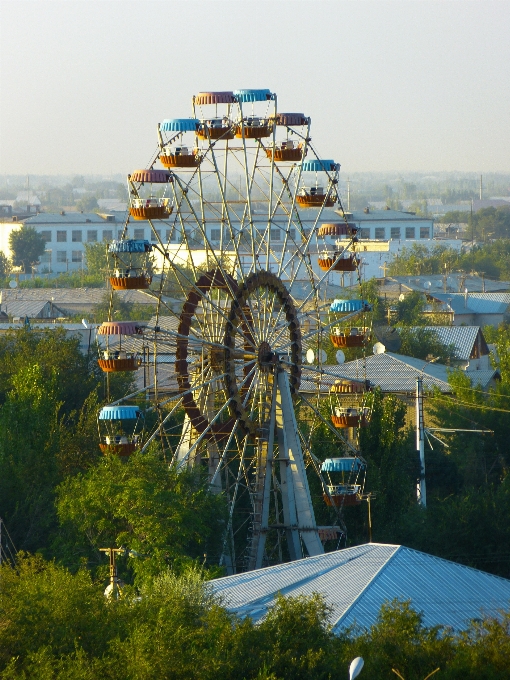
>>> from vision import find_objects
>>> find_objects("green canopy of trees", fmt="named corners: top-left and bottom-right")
top-left (8, 225), bottom-right (46, 273)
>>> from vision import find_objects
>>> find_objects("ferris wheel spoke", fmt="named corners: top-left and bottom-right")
top-left (299, 393), bottom-right (359, 455)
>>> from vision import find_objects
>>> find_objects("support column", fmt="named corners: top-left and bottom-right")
top-left (277, 370), bottom-right (324, 558)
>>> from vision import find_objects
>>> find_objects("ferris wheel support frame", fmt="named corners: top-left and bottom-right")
top-left (247, 367), bottom-right (324, 571)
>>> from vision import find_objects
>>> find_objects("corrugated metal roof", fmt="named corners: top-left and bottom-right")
top-left (0, 300), bottom-right (66, 318)
top-left (0, 288), bottom-right (158, 306)
top-left (300, 354), bottom-right (452, 394)
top-left (431, 293), bottom-right (510, 315)
top-left (212, 543), bottom-right (510, 631)
top-left (418, 326), bottom-right (481, 360)
top-left (392, 275), bottom-right (510, 294)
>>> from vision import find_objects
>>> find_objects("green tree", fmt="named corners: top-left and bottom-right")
top-left (56, 452), bottom-right (227, 579)
top-left (398, 327), bottom-right (457, 363)
top-left (0, 250), bottom-right (10, 277)
top-left (83, 241), bottom-right (109, 278)
top-left (8, 225), bottom-right (46, 273)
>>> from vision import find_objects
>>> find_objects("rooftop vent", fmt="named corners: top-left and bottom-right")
top-left (60, 210), bottom-right (66, 216)
top-left (364, 207), bottom-right (370, 214)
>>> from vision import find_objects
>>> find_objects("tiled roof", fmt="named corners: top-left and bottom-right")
top-left (212, 543), bottom-right (510, 631)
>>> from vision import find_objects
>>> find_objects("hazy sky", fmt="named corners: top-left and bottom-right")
top-left (1, 0), bottom-right (509, 176)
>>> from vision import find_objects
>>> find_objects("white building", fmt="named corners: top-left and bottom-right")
top-left (0, 207), bottom-right (461, 281)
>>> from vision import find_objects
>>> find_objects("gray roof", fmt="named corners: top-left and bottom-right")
top-left (301, 353), bottom-right (452, 393)
top-left (0, 287), bottom-right (158, 306)
top-left (0, 299), bottom-right (67, 318)
top-left (431, 293), bottom-right (510, 315)
top-left (212, 543), bottom-right (510, 631)
top-left (408, 326), bottom-right (485, 360)
top-left (392, 275), bottom-right (510, 294)
top-left (24, 212), bottom-right (113, 224)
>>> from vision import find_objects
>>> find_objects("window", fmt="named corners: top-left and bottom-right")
top-left (56, 230), bottom-right (67, 242)
top-left (166, 229), bottom-right (173, 242)
top-left (72, 230), bottom-right (82, 242)
top-left (57, 251), bottom-right (67, 263)
top-left (87, 230), bottom-right (98, 242)
top-left (405, 227), bottom-right (415, 239)
top-left (40, 250), bottom-right (51, 264)
top-left (288, 228), bottom-right (296, 241)
top-left (211, 229), bottom-right (221, 241)
top-left (134, 228), bottom-right (145, 240)
top-left (117, 230), bottom-right (124, 239)
top-left (420, 227), bottom-right (430, 239)
top-left (103, 230), bottom-right (113, 241)
top-left (151, 230), bottom-right (161, 242)
top-left (360, 228), bottom-right (370, 239)
top-left (391, 227), bottom-right (401, 240)
top-left (374, 227), bottom-right (385, 239)
top-left (40, 231), bottom-right (51, 242)
top-left (72, 251), bottom-right (83, 263)
top-left (270, 229), bottom-right (281, 241)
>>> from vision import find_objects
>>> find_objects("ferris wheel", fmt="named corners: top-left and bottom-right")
top-left (95, 89), bottom-right (374, 573)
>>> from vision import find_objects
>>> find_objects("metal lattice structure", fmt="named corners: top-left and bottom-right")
top-left (97, 89), bottom-right (372, 573)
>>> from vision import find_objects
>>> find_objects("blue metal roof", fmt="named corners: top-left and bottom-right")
top-left (159, 118), bottom-right (199, 132)
top-left (98, 406), bottom-right (142, 421)
top-left (234, 89), bottom-right (273, 102)
top-left (108, 239), bottom-right (152, 254)
top-left (212, 543), bottom-right (510, 631)
top-left (322, 457), bottom-right (365, 473)
top-left (301, 159), bottom-right (339, 172)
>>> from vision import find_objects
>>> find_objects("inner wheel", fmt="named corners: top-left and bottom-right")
top-left (224, 270), bottom-right (302, 435)
top-left (175, 268), bottom-right (253, 440)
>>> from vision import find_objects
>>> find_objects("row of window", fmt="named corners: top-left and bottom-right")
top-left (358, 227), bottom-right (430, 240)
top-left (40, 251), bottom-right (83, 264)
top-left (38, 226), bottom-right (431, 246)
top-left (209, 228), bottom-right (297, 242)
top-left (38, 229), bottom-right (179, 243)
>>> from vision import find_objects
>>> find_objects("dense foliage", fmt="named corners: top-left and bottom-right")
top-left (387, 239), bottom-right (510, 280)
top-left (1, 558), bottom-right (509, 679)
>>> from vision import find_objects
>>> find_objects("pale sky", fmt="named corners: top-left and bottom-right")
top-left (1, 0), bottom-right (509, 176)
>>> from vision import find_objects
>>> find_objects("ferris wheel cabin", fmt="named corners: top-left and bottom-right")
top-left (97, 321), bottom-right (141, 373)
top-left (321, 457), bottom-right (366, 507)
top-left (98, 406), bottom-right (144, 457)
top-left (128, 169), bottom-right (174, 220)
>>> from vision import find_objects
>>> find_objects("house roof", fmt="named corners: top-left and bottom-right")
top-left (24, 212), bottom-right (109, 224)
top-left (0, 300), bottom-right (67, 318)
top-left (430, 293), bottom-right (510, 315)
top-left (212, 543), bottom-right (510, 631)
top-left (391, 275), bottom-right (510, 294)
top-left (300, 353), bottom-right (452, 394)
top-left (0, 287), bottom-right (158, 306)
top-left (408, 326), bottom-right (488, 360)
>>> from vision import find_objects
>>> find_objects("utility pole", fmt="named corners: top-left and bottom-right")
top-left (347, 178), bottom-right (351, 211)
top-left (416, 377), bottom-right (426, 507)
